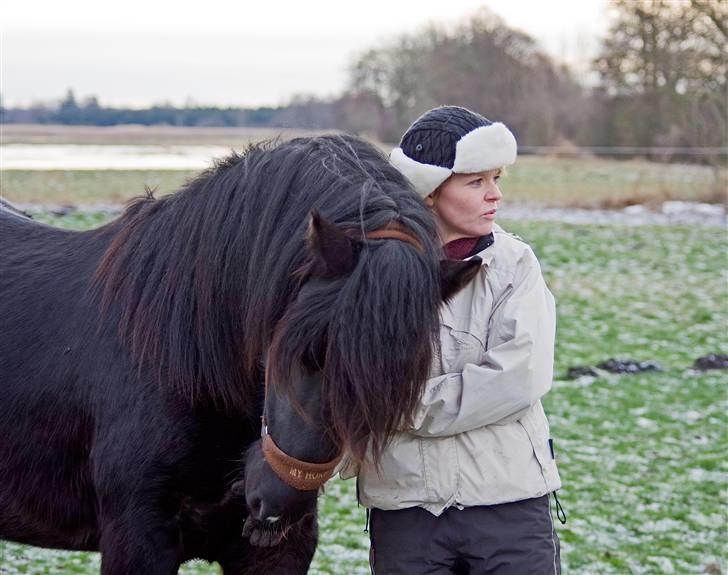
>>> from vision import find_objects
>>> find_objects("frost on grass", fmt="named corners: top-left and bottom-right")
top-left (310, 478), bottom-right (369, 574)
top-left (3, 216), bottom-right (726, 575)
top-left (512, 222), bottom-right (727, 575)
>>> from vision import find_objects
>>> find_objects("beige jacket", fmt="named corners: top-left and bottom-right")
top-left (343, 224), bottom-right (561, 515)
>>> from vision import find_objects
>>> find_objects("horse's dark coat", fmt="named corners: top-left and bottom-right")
top-left (0, 135), bottom-right (479, 573)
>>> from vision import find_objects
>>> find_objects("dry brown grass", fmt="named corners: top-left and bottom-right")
top-left (2, 126), bottom-right (725, 208)
top-left (1, 124), bottom-right (332, 146)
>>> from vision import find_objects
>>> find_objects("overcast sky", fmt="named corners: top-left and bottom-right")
top-left (1, 0), bottom-right (610, 108)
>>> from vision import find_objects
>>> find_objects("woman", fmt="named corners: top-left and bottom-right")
top-left (351, 106), bottom-right (563, 574)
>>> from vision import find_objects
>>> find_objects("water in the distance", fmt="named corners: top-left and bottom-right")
top-left (1, 144), bottom-right (233, 170)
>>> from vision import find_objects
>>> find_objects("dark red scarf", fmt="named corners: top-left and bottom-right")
top-left (443, 233), bottom-right (494, 260)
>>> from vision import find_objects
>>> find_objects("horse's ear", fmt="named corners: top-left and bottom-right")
top-left (440, 257), bottom-right (482, 302)
top-left (307, 211), bottom-right (361, 277)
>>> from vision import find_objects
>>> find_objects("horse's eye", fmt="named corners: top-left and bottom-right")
top-left (302, 339), bottom-right (326, 372)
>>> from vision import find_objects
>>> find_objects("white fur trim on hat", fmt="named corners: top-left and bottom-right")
top-left (389, 147), bottom-right (452, 198)
top-left (452, 122), bottom-right (517, 173)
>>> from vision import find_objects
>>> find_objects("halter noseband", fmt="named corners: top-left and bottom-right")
top-left (260, 378), bottom-right (342, 492)
top-left (260, 222), bottom-right (422, 492)
top-left (261, 427), bottom-right (342, 491)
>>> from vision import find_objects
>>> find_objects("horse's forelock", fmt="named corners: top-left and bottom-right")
top-left (268, 238), bottom-right (441, 465)
top-left (325, 243), bottom-right (440, 463)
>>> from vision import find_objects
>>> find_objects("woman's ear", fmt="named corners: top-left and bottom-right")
top-left (424, 194), bottom-right (435, 208)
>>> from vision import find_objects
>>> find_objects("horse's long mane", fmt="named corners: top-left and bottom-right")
top-left (94, 134), bottom-right (441, 460)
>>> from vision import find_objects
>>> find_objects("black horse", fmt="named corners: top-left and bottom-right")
top-left (0, 135), bottom-right (480, 574)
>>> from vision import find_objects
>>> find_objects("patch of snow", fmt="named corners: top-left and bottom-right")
top-left (499, 201), bottom-right (726, 228)
top-left (11, 200), bottom-right (727, 229)
top-left (688, 468), bottom-right (727, 483)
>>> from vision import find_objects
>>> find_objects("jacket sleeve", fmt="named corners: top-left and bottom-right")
top-left (409, 247), bottom-right (556, 438)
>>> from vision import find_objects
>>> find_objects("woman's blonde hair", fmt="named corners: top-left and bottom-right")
top-left (427, 167), bottom-right (507, 203)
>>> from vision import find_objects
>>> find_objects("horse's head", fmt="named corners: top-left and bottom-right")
top-left (243, 211), bottom-right (480, 544)
top-left (242, 368), bottom-right (335, 546)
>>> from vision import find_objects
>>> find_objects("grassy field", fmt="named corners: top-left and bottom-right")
top-left (1, 123), bottom-right (726, 208)
top-left (2, 154), bottom-right (726, 209)
top-left (0, 210), bottom-right (725, 574)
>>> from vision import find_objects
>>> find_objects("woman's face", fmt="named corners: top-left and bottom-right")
top-left (426, 168), bottom-right (503, 244)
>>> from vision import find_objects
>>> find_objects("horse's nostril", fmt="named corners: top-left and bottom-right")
top-left (248, 496), bottom-right (262, 519)
top-left (230, 479), bottom-right (245, 496)
top-left (257, 501), bottom-right (272, 521)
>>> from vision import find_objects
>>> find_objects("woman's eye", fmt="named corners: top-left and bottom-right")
top-left (494, 176), bottom-right (501, 182)
top-left (469, 179), bottom-right (482, 187)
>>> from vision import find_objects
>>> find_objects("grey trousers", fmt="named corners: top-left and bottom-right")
top-left (369, 495), bottom-right (561, 575)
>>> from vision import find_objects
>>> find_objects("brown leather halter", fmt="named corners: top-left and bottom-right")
top-left (260, 372), bottom-right (342, 492)
top-left (261, 430), bottom-right (342, 492)
top-left (260, 222), bottom-right (423, 491)
top-left (363, 222), bottom-right (424, 252)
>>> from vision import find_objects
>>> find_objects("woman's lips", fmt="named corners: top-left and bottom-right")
top-left (481, 209), bottom-right (497, 220)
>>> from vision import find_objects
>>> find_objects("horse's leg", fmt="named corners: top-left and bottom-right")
top-left (217, 513), bottom-right (318, 575)
top-left (95, 443), bottom-right (184, 575)
top-left (98, 508), bottom-right (182, 575)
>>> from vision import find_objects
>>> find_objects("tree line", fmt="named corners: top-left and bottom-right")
top-left (1, 0), bottom-right (725, 161)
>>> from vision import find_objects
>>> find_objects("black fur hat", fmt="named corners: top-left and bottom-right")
top-left (390, 106), bottom-right (517, 198)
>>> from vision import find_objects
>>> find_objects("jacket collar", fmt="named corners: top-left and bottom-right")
top-left (466, 223), bottom-right (502, 266)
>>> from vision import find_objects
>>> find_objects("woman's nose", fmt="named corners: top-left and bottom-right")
top-left (485, 183), bottom-right (502, 202)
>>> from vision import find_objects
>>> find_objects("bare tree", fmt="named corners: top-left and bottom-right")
top-left (343, 8), bottom-right (587, 145)
top-left (593, 0), bottom-right (727, 156)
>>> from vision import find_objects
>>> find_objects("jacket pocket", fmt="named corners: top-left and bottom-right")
top-left (357, 434), bottom-right (427, 509)
top-left (438, 318), bottom-right (485, 373)
top-left (518, 404), bottom-right (554, 473)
